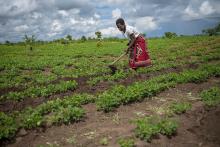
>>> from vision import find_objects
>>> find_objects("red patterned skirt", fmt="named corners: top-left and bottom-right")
top-left (129, 36), bottom-right (151, 69)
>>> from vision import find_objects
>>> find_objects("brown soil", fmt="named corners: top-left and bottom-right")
top-left (42, 67), bottom-right (52, 76)
top-left (2, 77), bottom-right (220, 147)
top-left (0, 87), bottom-right (23, 96)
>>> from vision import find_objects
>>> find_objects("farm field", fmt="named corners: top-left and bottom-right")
top-left (0, 36), bottom-right (220, 147)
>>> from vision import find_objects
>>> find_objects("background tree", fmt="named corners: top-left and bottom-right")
top-left (60, 38), bottom-right (68, 44)
top-left (202, 23), bottom-right (220, 36)
top-left (95, 31), bottom-right (102, 40)
top-left (23, 34), bottom-right (36, 50)
top-left (164, 32), bottom-right (177, 39)
top-left (95, 31), bottom-right (103, 47)
top-left (66, 34), bottom-right (73, 42)
top-left (5, 40), bottom-right (11, 45)
top-left (81, 36), bottom-right (87, 42)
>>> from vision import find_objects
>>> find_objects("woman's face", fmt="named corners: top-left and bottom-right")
top-left (117, 23), bottom-right (125, 32)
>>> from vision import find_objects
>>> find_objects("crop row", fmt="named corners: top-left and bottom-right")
top-left (0, 80), bottom-right (77, 101)
top-left (1, 36), bottom-right (218, 90)
top-left (1, 63), bottom-right (219, 140)
top-left (87, 40), bottom-right (220, 86)
top-left (96, 63), bottom-right (220, 112)
top-left (0, 94), bottom-right (95, 140)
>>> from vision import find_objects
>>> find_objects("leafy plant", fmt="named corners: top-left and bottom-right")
top-left (118, 138), bottom-right (135, 147)
top-left (46, 106), bottom-right (85, 124)
top-left (134, 116), bottom-right (178, 142)
top-left (100, 137), bottom-right (108, 146)
top-left (96, 63), bottom-right (220, 112)
top-left (158, 118), bottom-right (178, 136)
top-left (22, 111), bottom-right (43, 129)
top-left (168, 102), bottom-right (192, 115)
top-left (2, 80), bottom-right (78, 101)
top-left (134, 116), bottom-right (160, 142)
top-left (200, 87), bottom-right (220, 106)
top-left (0, 112), bottom-right (18, 139)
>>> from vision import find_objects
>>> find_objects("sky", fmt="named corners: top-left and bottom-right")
top-left (0, 0), bottom-right (220, 42)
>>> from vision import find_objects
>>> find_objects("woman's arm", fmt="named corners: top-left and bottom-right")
top-left (125, 33), bottom-right (136, 54)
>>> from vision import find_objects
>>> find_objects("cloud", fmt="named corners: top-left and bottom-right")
top-left (51, 20), bottom-right (63, 32)
top-left (94, 13), bottom-right (101, 19)
top-left (112, 8), bottom-right (121, 19)
top-left (58, 10), bottom-right (69, 17)
top-left (106, 0), bottom-right (127, 5)
top-left (14, 24), bottom-right (29, 32)
top-left (0, 0), bottom-right (38, 18)
top-left (134, 16), bottom-right (158, 32)
top-left (100, 27), bottom-right (121, 37)
top-left (199, 1), bottom-right (215, 15)
top-left (183, 0), bottom-right (217, 20)
top-left (184, 6), bottom-right (200, 19)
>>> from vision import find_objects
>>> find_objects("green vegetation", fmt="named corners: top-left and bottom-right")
top-left (1, 80), bottom-right (78, 101)
top-left (118, 138), bottom-right (135, 147)
top-left (23, 34), bottom-right (36, 51)
top-left (168, 102), bottom-right (192, 115)
top-left (164, 32), bottom-right (177, 38)
top-left (200, 87), bottom-right (220, 106)
top-left (100, 137), bottom-right (108, 146)
top-left (202, 22), bottom-right (220, 36)
top-left (0, 94), bottom-right (94, 139)
top-left (87, 36), bottom-right (220, 85)
top-left (0, 36), bottom-right (219, 142)
top-left (134, 116), bottom-right (177, 142)
top-left (0, 112), bottom-right (17, 139)
top-left (96, 63), bottom-right (220, 112)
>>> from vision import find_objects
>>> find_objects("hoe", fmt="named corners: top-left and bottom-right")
top-left (108, 52), bottom-right (127, 74)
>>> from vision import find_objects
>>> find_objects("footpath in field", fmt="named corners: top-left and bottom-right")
top-left (6, 77), bottom-right (220, 147)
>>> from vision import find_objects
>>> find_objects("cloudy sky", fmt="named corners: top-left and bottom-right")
top-left (0, 0), bottom-right (220, 42)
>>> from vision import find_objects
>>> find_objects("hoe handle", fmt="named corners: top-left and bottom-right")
top-left (110, 52), bottom-right (127, 65)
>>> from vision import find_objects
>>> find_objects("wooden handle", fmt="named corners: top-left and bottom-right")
top-left (110, 52), bottom-right (127, 65)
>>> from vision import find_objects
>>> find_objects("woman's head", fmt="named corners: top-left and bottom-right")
top-left (116, 18), bottom-right (125, 32)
